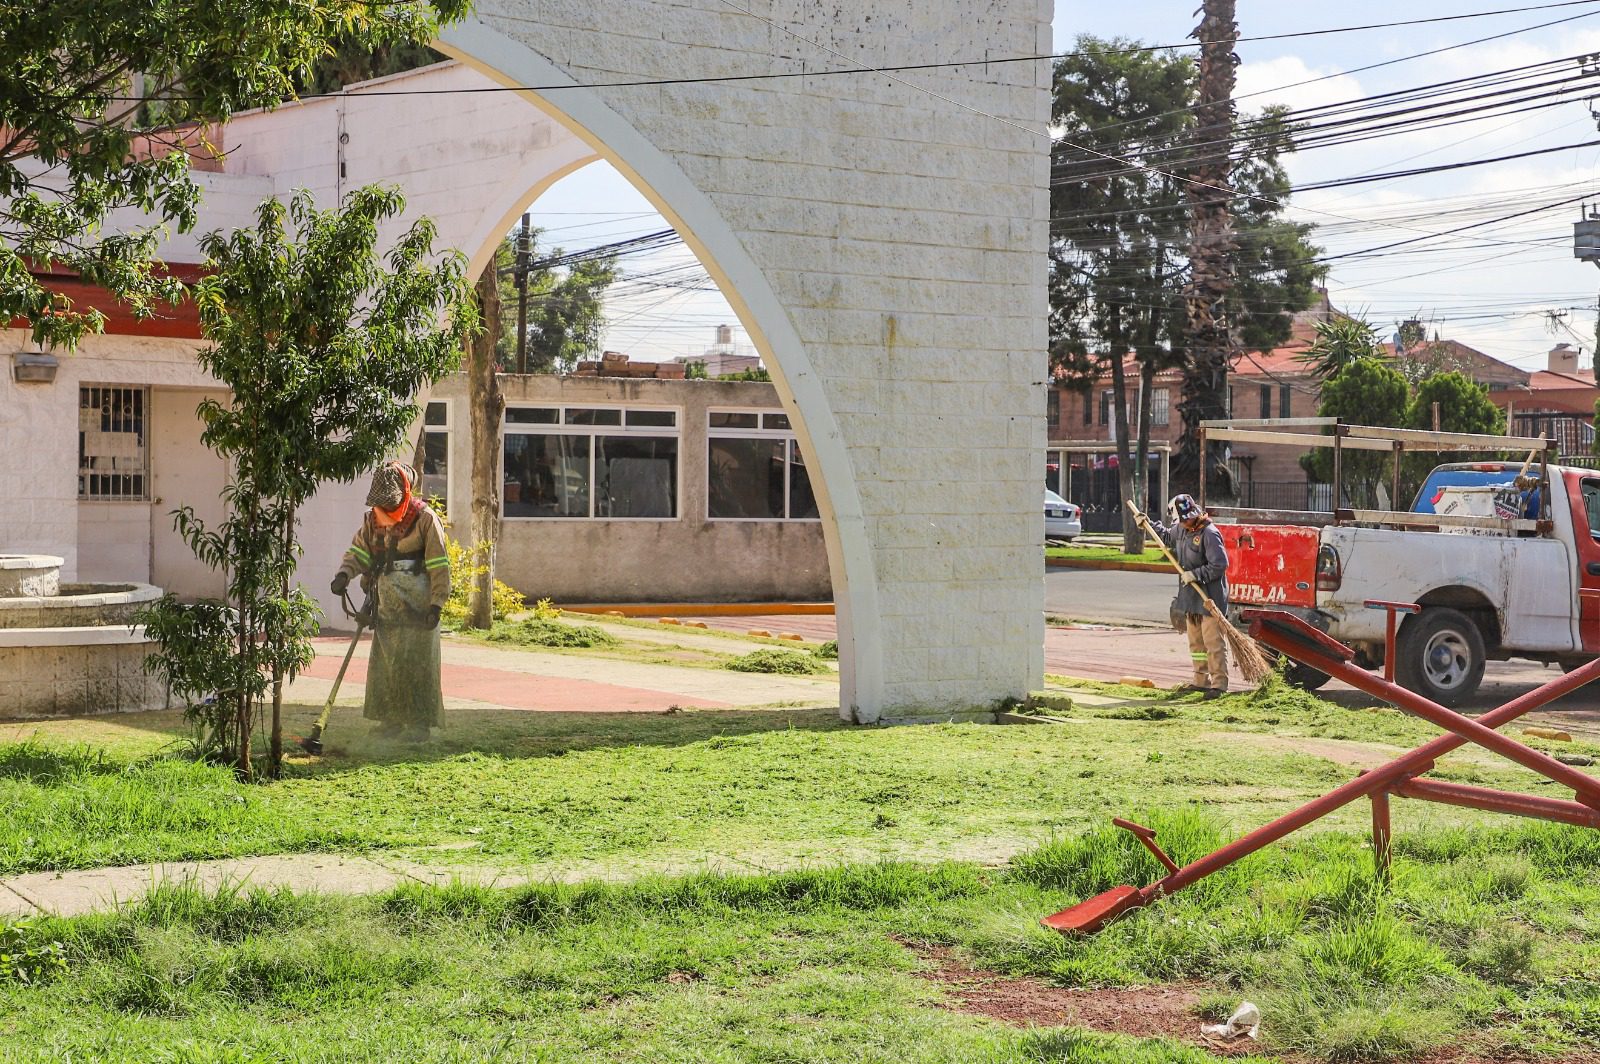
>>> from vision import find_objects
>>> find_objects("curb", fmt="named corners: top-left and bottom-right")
top-left (1046, 556), bottom-right (1170, 574)
top-left (561, 602), bottom-right (835, 617)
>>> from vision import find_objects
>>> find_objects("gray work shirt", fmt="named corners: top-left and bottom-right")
top-left (1153, 518), bottom-right (1229, 615)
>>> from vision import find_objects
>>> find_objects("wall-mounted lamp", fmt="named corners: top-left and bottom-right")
top-left (11, 350), bottom-right (59, 384)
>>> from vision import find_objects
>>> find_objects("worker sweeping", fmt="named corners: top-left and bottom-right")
top-left (331, 460), bottom-right (451, 742)
top-left (1149, 493), bottom-right (1232, 697)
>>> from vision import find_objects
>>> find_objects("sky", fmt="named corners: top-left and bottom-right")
top-left (526, 1), bottom-right (1600, 371)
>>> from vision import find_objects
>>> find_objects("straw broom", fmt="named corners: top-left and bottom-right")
top-left (1124, 500), bottom-right (1273, 686)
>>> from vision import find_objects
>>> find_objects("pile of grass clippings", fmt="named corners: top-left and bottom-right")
top-left (484, 618), bottom-right (618, 649)
top-left (724, 648), bottom-right (831, 675)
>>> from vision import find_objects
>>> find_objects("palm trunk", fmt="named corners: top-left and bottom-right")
top-left (1174, 0), bottom-right (1239, 498)
top-left (467, 260), bottom-right (504, 630)
top-left (1107, 307), bottom-right (1141, 555)
top-left (1135, 359), bottom-right (1156, 516)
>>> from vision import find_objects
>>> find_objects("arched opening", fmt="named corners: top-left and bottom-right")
top-left (435, 21), bottom-right (885, 722)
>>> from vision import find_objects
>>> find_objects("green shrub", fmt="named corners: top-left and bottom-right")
top-left (814, 640), bottom-right (839, 660)
top-left (724, 649), bottom-right (830, 675)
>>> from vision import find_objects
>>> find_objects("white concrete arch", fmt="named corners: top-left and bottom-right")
top-left (435, 18), bottom-right (887, 720)
top-left (435, 1), bottom-right (1053, 723)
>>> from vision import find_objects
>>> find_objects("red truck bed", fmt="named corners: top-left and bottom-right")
top-left (1218, 525), bottom-right (1320, 609)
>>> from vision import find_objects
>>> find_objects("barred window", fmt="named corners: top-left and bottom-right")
top-left (78, 385), bottom-right (149, 500)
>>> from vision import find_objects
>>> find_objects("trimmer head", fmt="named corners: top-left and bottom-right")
top-left (1041, 885), bottom-right (1145, 934)
top-left (296, 728), bottom-right (325, 756)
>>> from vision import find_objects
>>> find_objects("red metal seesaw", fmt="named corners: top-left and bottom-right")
top-left (1042, 608), bottom-right (1600, 934)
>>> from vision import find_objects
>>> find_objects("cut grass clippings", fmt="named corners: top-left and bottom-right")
top-left (3, 815), bottom-right (1598, 1062)
top-left (724, 648), bottom-right (831, 675)
top-left (483, 616), bottom-right (619, 649)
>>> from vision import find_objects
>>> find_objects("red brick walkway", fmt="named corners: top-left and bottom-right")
top-left (675, 615), bottom-right (1208, 687)
top-left (301, 646), bottom-right (730, 713)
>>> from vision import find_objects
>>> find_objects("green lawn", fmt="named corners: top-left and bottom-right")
top-left (1045, 544), bottom-right (1168, 565)
top-left (3, 676), bottom-right (1600, 1060)
top-left (6, 680), bottom-right (1588, 878)
top-left (2, 816), bottom-right (1596, 1062)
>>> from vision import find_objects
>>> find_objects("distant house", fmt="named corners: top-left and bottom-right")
top-left (1046, 295), bottom-right (1572, 512)
top-left (1488, 344), bottom-right (1599, 459)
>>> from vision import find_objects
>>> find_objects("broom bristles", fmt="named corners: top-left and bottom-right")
top-left (1204, 598), bottom-right (1273, 686)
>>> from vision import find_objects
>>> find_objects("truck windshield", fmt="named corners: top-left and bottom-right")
top-left (1412, 465), bottom-right (1526, 514)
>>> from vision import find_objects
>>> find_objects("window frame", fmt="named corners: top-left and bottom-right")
top-left (501, 402), bottom-right (683, 521)
top-left (78, 384), bottom-right (151, 502)
top-left (705, 407), bottom-right (821, 522)
top-left (420, 399), bottom-right (452, 509)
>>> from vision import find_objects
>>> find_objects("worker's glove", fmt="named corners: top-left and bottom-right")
top-left (330, 572), bottom-right (350, 596)
top-left (426, 605), bottom-right (442, 630)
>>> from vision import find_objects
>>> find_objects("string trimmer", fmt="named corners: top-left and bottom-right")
top-left (297, 588), bottom-right (372, 756)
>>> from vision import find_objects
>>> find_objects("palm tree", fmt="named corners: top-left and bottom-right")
top-left (1174, 0), bottom-right (1239, 496)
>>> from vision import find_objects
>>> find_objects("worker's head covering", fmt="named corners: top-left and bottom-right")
top-left (1169, 493), bottom-right (1203, 525)
top-left (366, 460), bottom-right (416, 515)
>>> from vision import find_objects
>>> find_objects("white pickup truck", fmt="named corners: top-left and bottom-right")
top-left (1216, 461), bottom-right (1600, 706)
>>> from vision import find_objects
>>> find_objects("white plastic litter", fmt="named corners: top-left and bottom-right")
top-left (1200, 1000), bottom-right (1261, 1041)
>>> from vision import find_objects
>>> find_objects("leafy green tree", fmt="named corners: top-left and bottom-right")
top-left (1295, 317), bottom-right (1383, 381)
top-left (0, 0), bottom-right (468, 350)
top-left (494, 233), bottom-right (619, 373)
top-left (299, 37), bottom-right (443, 96)
top-left (1051, 37), bottom-right (1321, 549)
top-left (1300, 358), bottom-right (1409, 502)
top-left (1405, 371), bottom-right (1507, 486)
top-left (139, 187), bottom-right (478, 780)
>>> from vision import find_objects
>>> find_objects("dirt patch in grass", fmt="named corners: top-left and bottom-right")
top-left (1199, 730), bottom-right (1402, 769)
top-left (903, 941), bottom-right (1250, 1049)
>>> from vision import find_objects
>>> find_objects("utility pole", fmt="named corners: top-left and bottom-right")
top-left (514, 212), bottom-right (531, 374)
top-left (1174, 0), bottom-right (1240, 497)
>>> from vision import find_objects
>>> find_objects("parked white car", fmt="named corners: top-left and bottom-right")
top-left (1045, 489), bottom-right (1082, 541)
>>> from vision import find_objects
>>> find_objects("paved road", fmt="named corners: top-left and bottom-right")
top-left (1045, 568), bottom-right (1171, 625)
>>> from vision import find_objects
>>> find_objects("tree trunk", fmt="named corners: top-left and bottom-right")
top-left (467, 259), bottom-right (504, 630)
top-left (1107, 308), bottom-right (1141, 555)
top-left (1173, 0), bottom-right (1239, 499)
top-left (1135, 359), bottom-right (1156, 517)
top-left (268, 507), bottom-right (295, 780)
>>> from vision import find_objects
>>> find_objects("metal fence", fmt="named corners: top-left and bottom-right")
top-left (1512, 412), bottom-right (1595, 461)
top-left (1047, 450), bottom-right (1167, 533)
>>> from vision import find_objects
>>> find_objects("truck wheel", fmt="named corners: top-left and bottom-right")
top-left (1284, 661), bottom-right (1330, 692)
top-left (1395, 607), bottom-right (1485, 707)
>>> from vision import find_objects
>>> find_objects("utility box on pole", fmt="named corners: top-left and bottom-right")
top-left (1574, 210), bottom-right (1600, 264)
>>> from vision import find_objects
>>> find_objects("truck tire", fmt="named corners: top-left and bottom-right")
top-left (1284, 661), bottom-right (1331, 692)
top-left (1395, 607), bottom-right (1485, 707)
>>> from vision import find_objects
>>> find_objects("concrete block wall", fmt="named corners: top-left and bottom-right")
top-left (442, 0), bottom-right (1052, 718)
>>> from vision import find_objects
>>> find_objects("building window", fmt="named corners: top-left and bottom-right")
top-left (707, 410), bottom-right (819, 520)
top-left (1099, 389), bottom-right (1113, 427)
top-left (1151, 388), bottom-right (1170, 427)
top-left (420, 400), bottom-right (449, 506)
top-left (1279, 384), bottom-right (1293, 419)
top-left (1258, 384), bottom-right (1272, 419)
top-left (1047, 389), bottom-right (1060, 432)
top-left (502, 405), bottom-right (679, 519)
top-left (78, 385), bottom-right (149, 500)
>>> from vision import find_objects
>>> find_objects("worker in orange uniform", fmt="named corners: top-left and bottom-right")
top-left (331, 460), bottom-right (451, 742)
